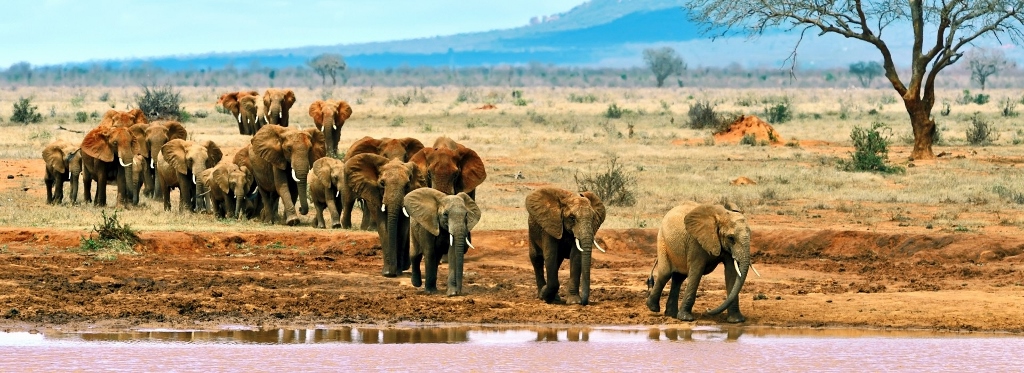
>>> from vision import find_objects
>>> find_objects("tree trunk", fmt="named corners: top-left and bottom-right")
top-left (905, 98), bottom-right (936, 160)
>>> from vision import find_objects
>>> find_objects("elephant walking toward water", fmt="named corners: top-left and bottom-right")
top-left (405, 188), bottom-right (481, 296)
top-left (341, 136), bottom-right (424, 230)
top-left (526, 187), bottom-right (606, 305)
top-left (646, 202), bottom-right (752, 323)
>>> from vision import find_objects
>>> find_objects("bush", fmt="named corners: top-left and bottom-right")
top-left (574, 155), bottom-right (637, 207)
top-left (135, 85), bottom-right (182, 120)
top-left (78, 211), bottom-right (141, 259)
top-left (957, 89), bottom-right (990, 105)
top-left (456, 88), bottom-right (479, 103)
top-left (686, 100), bottom-right (724, 129)
top-left (1001, 98), bottom-right (1017, 117)
top-left (75, 111), bottom-right (89, 123)
top-left (763, 101), bottom-right (792, 124)
top-left (385, 88), bottom-right (431, 106)
top-left (99, 92), bottom-right (111, 102)
top-left (567, 93), bottom-right (598, 103)
top-left (10, 97), bottom-right (43, 124)
top-left (844, 122), bottom-right (903, 174)
top-left (605, 103), bottom-right (632, 119)
top-left (966, 113), bottom-right (996, 145)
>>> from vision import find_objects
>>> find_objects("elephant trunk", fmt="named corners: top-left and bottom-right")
top-left (268, 104), bottom-right (282, 125)
top-left (581, 247), bottom-right (592, 305)
top-left (235, 194), bottom-right (246, 220)
top-left (70, 171), bottom-right (80, 204)
top-left (706, 236), bottom-right (751, 316)
top-left (323, 117), bottom-right (337, 157)
top-left (447, 229), bottom-right (468, 296)
top-left (382, 206), bottom-right (400, 277)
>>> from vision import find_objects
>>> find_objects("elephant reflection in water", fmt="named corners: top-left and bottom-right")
top-left (566, 327), bottom-right (589, 342)
top-left (382, 327), bottom-right (469, 344)
top-left (535, 327), bottom-right (559, 342)
top-left (648, 327), bottom-right (743, 341)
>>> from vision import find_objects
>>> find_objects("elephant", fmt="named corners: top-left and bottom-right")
top-left (248, 125), bottom-right (326, 225)
top-left (239, 94), bottom-right (268, 135)
top-left (308, 157), bottom-right (346, 229)
top-left (263, 89), bottom-right (296, 127)
top-left (341, 136), bottom-right (424, 230)
top-left (308, 100), bottom-right (352, 158)
top-left (344, 153), bottom-right (423, 277)
top-left (99, 108), bottom-right (148, 128)
top-left (646, 202), bottom-right (752, 323)
top-left (128, 121), bottom-right (187, 202)
top-left (42, 140), bottom-right (83, 205)
top-left (526, 187), bottom-right (606, 305)
top-left (217, 90), bottom-right (259, 134)
top-left (410, 137), bottom-right (487, 200)
top-left (159, 139), bottom-right (223, 213)
top-left (198, 162), bottom-right (255, 219)
top-left (231, 145), bottom-right (263, 219)
top-left (80, 116), bottom-right (145, 207)
top-left (405, 188), bottom-right (481, 296)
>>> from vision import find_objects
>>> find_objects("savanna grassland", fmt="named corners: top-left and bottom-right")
top-left (0, 85), bottom-right (1022, 333)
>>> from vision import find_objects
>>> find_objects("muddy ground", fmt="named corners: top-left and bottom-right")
top-left (0, 226), bottom-right (1022, 333)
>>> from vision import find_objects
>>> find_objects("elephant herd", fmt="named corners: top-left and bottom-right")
top-left (40, 91), bottom-right (757, 323)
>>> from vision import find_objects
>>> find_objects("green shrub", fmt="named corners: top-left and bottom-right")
top-left (957, 89), bottom-right (990, 105)
top-left (10, 97), bottom-right (43, 124)
top-left (740, 133), bottom-right (758, 146)
top-left (763, 101), bottom-right (792, 124)
top-left (135, 85), bottom-right (182, 120)
top-left (574, 155), bottom-right (637, 207)
top-left (686, 100), bottom-right (724, 130)
top-left (99, 92), bottom-right (111, 102)
top-left (605, 103), bottom-right (632, 119)
top-left (966, 113), bottom-right (996, 145)
top-left (567, 93), bottom-right (598, 103)
top-left (1001, 98), bottom-right (1017, 117)
top-left (843, 122), bottom-right (903, 174)
top-left (77, 211), bottom-right (141, 260)
top-left (75, 111), bottom-right (88, 123)
top-left (993, 185), bottom-right (1024, 204)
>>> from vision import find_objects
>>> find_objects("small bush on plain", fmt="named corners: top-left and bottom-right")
top-left (763, 101), bottom-right (792, 124)
top-left (966, 113), bottom-right (996, 145)
top-left (135, 85), bottom-right (182, 120)
top-left (843, 122), bottom-right (903, 174)
top-left (574, 155), bottom-right (637, 207)
top-left (10, 97), bottom-right (43, 125)
top-left (686, 100), bottom-right (724, 130)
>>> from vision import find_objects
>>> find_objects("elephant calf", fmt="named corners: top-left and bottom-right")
top-left (405, 188), bottom-right (481, 296)
top-left (308, 157), bottom-right (346, 228)
top-left (526, 187), bottom-right (606, 305)
top-left (42, 140), bottom-right (83, 205)
top-left (646, 202), bottom-right (752, 323)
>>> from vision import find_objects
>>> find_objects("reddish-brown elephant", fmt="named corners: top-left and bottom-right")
top-left (308, 100), bottom-right (352, 157)
top-left (410, 137), bottom-right (486, 200)
top-left (263, 89), bottom-right (296, 127)
top-left (341, 136), bottom-right (425, 230)
top-left (81, 110), bottom-right (148, 206)
top-left (217, 90), bottom-right (259, 134)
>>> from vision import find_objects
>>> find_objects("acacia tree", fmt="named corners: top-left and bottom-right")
top-left (685, 1), bottom-right (1024, 160)
top-left (849, 61), bottom-right (884, 88)
top-left (307, 53), bottom-right (346, 86)
top-left (643, 47), bottom-right (686, 87)
top-left (965, 47), bottom-right (1013, 90)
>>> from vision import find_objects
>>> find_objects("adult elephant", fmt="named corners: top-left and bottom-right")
top-left (129, 121), bottom-right (187, 202)
top-left (239, 94), bottom-right (267, 135)
top-left (308, 157), bottom-right (346, 229)
top-left (160, 139), bottom-right (223, 213)
top-left (248, 125), bottom-right (326, 225)
top-left (308, 100), bottom-right (352, 158)
top-left (405, 188), bottom-right (481, 296)
top-left (100, 108), bottom-right (148, 128)
top-left (217, 90), bottom-right (259, 134)
top-left (341, 136), bottom-right (424, 230)
top-left (646, 202), bottom-right (752, 323)
top-left (42, 140), bottom-right (82, 205)
top-left (410, 136), bottom-right (486, 199)
top-left (526, 187), bottom-right (606, 305)
top-left (344, 153), bottom-right (422, 277)
top-left (81, 121), bottom-right (142, 206)
top-left (263, 89), bottom-right (296, 127)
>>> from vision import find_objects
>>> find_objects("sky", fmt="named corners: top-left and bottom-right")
top-left (1, 0), bottom-right (584, 67)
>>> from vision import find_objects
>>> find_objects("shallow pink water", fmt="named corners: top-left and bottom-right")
top-left (0, 326), bottom-right (1020, 371)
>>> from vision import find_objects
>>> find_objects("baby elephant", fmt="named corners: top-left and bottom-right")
top-left (647, 201), bottom-right (752, 323)
top-left (202, 162), bottom-right (258, 219)
top-left (405, 188), bottom-right (481, 296)
top-left (308, 157), bottom-right (346, 229)
top-left (42, 140), bottom-right (83, 205)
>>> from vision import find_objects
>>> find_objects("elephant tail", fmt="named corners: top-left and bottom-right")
top-left (646, 258), bottom-right (658, 291)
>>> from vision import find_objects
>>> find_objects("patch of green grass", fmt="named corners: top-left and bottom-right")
top-left (73, 211), bottom-right (140, 260)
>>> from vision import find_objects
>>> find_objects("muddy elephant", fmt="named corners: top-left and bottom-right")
top-left (248, 125), bottom-right (326, 225)
top-left (410, 137), bottom-right (486, 199)
top-left (526, 187), bottom-right (606, 305)
top-left (341, 136), bottom-right (424, 230)
top-left (344, 153), bottom-right (422, 277)
top-left (128, 121), bottom-right (187, 202)
top-left (263, 89), bottom-right (296, 127)
top-left (239, 94), bottom-right (267, 135)
top-left (308, 100), bottom-right (352, 158)
top-left (308, 157), bottom-right (346, 229)
top-left (42, 140), bottom-right (83, 205)
top-left (80, 120), bottom-right (143, 207)
top-left (217, 90), bottom-right (259, 134)
top-left (646, 202), bottom-right (752, 323)
top-left (158, 139), bottom-right (223, 212)
top-left (405, 188), bottom-right (481, 296)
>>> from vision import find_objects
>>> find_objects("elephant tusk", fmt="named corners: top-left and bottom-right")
top-left (466, 238), bottom-right (475, 250)
top-left (279, 111), bottom-right (283, 119)
top-left (402, 207), bottom-right (409, 217)
top-left (332, 124), bottom-right (337, 131)
top-left (335, 190), bottom-right (340, 198)
top-left (750, 263), bottom-right (762, 277)
top-left (237, 113), bottom-right (242, 122)
top-left (594, 239), bottom-right (605, 253)
top-left (264, 114), bottom-right (269, 123)
top-left (575, 238), bottom-right (583, 252)
top-left (381, 204), bottom-right (386, 212)
top-left (150, 159), bottom-right (155, 169)
top-left (192, 174), bottom-right (197, 185)
top-left (118, 158), bottom-right (132, 167)
top-left (291, 169), bottom-right (300, 182)
top-left (734, 260), bottom-right (743, 277)
top-left (449, 234), bottom-right (454, 246)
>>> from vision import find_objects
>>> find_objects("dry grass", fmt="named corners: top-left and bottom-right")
top-left (2, 86), bottom-right (1024, 233)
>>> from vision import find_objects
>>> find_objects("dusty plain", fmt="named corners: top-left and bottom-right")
top-left (0, 86), bottom-right (1022, 333)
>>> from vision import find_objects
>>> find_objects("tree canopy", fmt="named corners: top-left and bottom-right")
top-left (308, 53), bottom-right (347, 86)
top-left (643, 47), bottom-right (686, 88)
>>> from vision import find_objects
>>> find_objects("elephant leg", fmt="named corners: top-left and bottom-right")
top-left (45, 174), bottom-right (55, 204)
top-left (161, 184), bottom-right (171, 211)
top-left (540, 245), bottom-right (562, 304)
top-left (529, 243), bottom-right (546, 299)
top-left (423, 246), bottom-right (440, 293)
top-left (665, 272), bottom-right (685, 317)
top-left (678, 264), bottom-right (705, 322)
top-left (276, 178), bottom-right (298, 226)
top-left (411, 251), bottom-right (423, 288)
top-left (95, 171), bottom-right (107, 207)
top-left (83, 170), bottom-right (93, 204)
top-left (566, 248), bottom-right (582, 305)
top-left (724, 262), bottom-right (746, 323)
top-left (326, 192), bottom-right (341, 229)
top-left (258, 190), bottom-right (275, 224)
top-left (313, 199), bottom-right (326, 228)
top-left (646, 271), bottom-right (672, 313)
top-left (359, 203), bottom-right (374, 231)
top-left (340, 189), bottom-right (355, 229)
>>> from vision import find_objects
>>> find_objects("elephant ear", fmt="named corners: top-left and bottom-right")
top-left (233, 145), bottom-right (251, 169)
top-left (346, 136), bottom-right (382, 161)
top-left (42, 142), bottom-right (68, 174)
top-left (580, 191), bottom-right (606, 229)
top-left (262, 91), bottom-right (272, 112)
top-left (526, 187), bottom-right (571, 239)
top-left (130, 123), bottom-right (150, 155)
top-left (128, 108), bottom-right (148, 124)
top-left (162, 139), bottom-right (191, 175)
top-left (345, 153), bottom-right (388, 202)
top-left (456, 145), bottom-right (487, 193)
top-left (458, 192), bottom-right (482, 231)
top-left (305, 128), bottom-right (327, 161)
top-left (200, 140), bottom-right (223, 168)
top-left (308, 100), bottom-right (324, 127)
top-left (81, 126), bottom-right (114, 162)
top-left (685, 205), bottom-right (726, 257)
top-left (251, 126), bottom-right (287, 170)
top-left (312, 159), bottom-right (332, 188)
top-left (409, 147), bottom-right (431, 176)
top-left (400, 138), bottom-right (424, 160)
top-left (213, 165), bottom-right (231, 193)
top-left (164, 121), bottom-right (188, 141)
top-left (335, 100), bottom-right (352, 123)
top-left (404, 187), bottom-right (445, 236)
top-left (283, 90), bottom-right (296, 109)
top-left (199, 167), bottom-right (215, 187)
